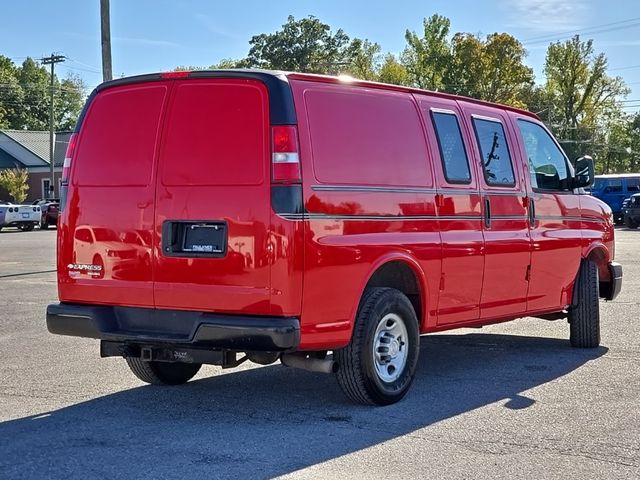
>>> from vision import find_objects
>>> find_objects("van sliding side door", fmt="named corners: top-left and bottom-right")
top-left (461, 105), bottom-right (532, 319)
top-left (416, 96), bottom-right (484, 325)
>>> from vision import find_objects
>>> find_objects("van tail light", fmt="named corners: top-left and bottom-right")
top-left (271, 126), bottom-right (301, 183)
top-left (61, 133), bottom-right (77, 185)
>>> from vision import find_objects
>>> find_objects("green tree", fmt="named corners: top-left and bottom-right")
top-left (344, 39), bottom-right (382, 81)
top-left (209, 58), bottom-right (250, 69)
top-left (627, 113), bottom-right (640, 172)
top-left (245, 15), bottom-right (351, 74)
top-left (543, 36), bottom-right (629, 161)
top-left (0, 55), bottom-right (23, 128)
top-left (444, 32), bottom-right (534, 106)
top-left (378, 54), bottom-right (411, 86)
top-left (0, 57), bottom-right (85, 131)
top-left (402, 14), bottom-right (451, 90)
top-left (0, 168), bottom-right (29, 203)
top-left (57, 75), bottom-right (85, 130)
top-left (597, 115), bottom-right (631, 173)
top-left (15, 58), bottom-right (50, 130)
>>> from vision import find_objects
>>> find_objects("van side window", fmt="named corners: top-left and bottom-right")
top-left (592, 178), bottom-right (605, 191)
top-left (605, 179), bottom-right (623, 193)
top-left (431, 112), bottom-right (471, 184)
top-left (472, 118), bottom-right (515, 187)
top-left (627, 178), bottom-right (640, 192)
top-left (517, 120), bottom-right (570, 191)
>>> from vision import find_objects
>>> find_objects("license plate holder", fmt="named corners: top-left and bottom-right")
top-left (21, 213), bottom-right (29, 219)
top-left (162, 221), bottom-right (227, 258)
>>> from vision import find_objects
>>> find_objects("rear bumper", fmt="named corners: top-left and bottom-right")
top-left (602, 262), bottom-right (623, 301)
top-left (3, 221), bottom-right (38, 226)
top-left (46, 303), bottom-right (300, 351)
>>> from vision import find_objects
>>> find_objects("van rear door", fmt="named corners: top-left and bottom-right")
top-left (153, 79), bottom-right (272, 314)
top-left (59, 81), bottom-right (169, 307)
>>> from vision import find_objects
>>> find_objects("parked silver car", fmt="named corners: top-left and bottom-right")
top-left (0, 202), bottom-right (41, 232)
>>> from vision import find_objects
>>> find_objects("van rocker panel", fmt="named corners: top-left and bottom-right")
top-left (46, 303), bottom-right (300, 351)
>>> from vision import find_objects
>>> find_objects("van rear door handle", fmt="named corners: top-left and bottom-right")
top-left (484, 198), bottom-right (491, 229)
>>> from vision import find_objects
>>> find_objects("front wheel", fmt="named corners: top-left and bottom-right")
top-left (335, 287), bottom-right (420, 406)
top-left (126, 358), bottom-right (202, 385)
top-left (624, 217), bottom-right (638, 229)
top-left (569, 260), bottom-right (600, 348)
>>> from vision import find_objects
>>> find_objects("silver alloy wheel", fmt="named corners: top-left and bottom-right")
top-left (372, 312), bottom-right (409, 383)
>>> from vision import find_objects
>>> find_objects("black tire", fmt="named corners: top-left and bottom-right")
top-left (335, 287), bottom-right (420, 406)
top-left (21, 224), bottom-right (34, 232)
top-left (569, 260), bottom-right (600, 348)
top-left (624, 217), bottom-right (638, 229)
top-left (125, 358), bottom-right (202, 385)
top-left (40, 220), bottom-right (49, 230)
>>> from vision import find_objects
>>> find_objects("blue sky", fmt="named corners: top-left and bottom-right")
top-left (3, 0), bottom-right (640, 110)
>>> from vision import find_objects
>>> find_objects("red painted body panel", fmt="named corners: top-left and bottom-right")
top-left (58, 82), bottom-right (169, 307)
top-left (153, 79), bottom-right (274, 314)
top-left (414, 95), bottom-right (484, 325)
top-left (57, 71), bottom-right (617, 353)
top-left (290, 80), bottom-right (441, 348)
top-left (458, 103), bottom-right (532, 320)
top-left (578, 193), bottom-right (615, 284)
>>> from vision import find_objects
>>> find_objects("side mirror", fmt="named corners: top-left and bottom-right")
top-left (572, 155), bottom-right (595, 189)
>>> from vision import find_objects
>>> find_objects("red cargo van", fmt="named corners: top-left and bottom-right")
top-left (47, 70), bottom-right (622, 405)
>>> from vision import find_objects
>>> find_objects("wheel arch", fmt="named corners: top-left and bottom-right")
top-left (571, 243), bottom-right (612, 306)
top-left (351, 253), bottom-right (430, 333)
top-left (583, 243), bottom-right (612, 284)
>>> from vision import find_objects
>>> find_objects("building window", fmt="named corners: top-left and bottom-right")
top-left (42, 178), bottom-right (51, 199)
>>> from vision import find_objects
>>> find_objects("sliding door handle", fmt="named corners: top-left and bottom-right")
top-left (484, 198), bottom-right (491, 229)
top-left (528, 198), bottom-right (536, 225)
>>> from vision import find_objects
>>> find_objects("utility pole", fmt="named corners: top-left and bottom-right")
top-left (41, 54), bottom-right (65, 200)
top-left (100, 0), bottom-right (112, 82)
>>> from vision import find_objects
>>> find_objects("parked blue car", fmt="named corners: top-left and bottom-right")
top-left (589, 174), bottom-right (640, 223)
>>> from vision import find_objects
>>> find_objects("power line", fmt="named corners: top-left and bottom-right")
top-left (610, 64), bottom-right (640, 71)
top-left (65, 56), bottom-right (102, 72)
top-left (522, 17), bottom-right (640, 44)
top-left (59, 64), bottom-right (102, 75)
top-left (0, 84), bottom-right (87, 94)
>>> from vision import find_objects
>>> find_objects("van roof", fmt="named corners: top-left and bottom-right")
top-left (93, 69), bottom-right (541, 122)
top-left (595, 173), bottom-right (640, 178)
top-left (285, 71), bottom-right (540, 120)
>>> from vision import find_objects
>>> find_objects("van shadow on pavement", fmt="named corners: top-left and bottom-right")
top-left (0, 333), bottom-right (606, 479)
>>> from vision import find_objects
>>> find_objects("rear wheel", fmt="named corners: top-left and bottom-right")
top-left (40, 219), bottom-right (49, 230)
top-left (125, 358), bottom-right (202, 385)
top-left (335, 287), bottom-right (420, 406)
top-left (569, 260), bottom-right (600, 348)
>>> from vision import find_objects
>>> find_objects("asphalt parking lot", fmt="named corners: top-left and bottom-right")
top-left (0, 228), bottom-right (638, 479)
